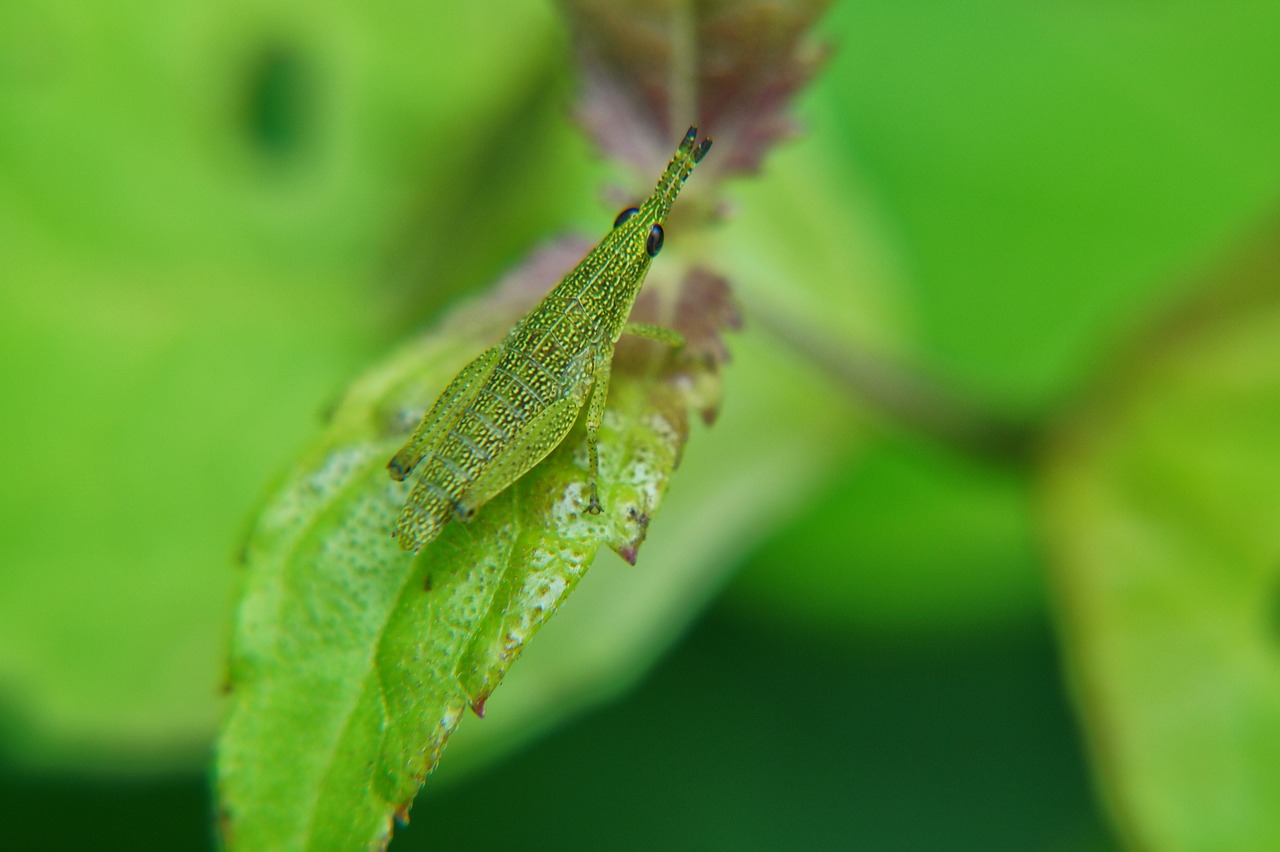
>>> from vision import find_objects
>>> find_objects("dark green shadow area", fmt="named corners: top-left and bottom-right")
top-left (0, 608), bottom-right (1111, 851)
top-left (0, 771), bottom-right (213, 851)
top-left (242, 43), bottom-right (313, 163)
top-left (402, 608), bottom-right (1113, 851)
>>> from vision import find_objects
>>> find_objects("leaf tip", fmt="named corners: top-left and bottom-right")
top-left (612, 506), bottom-right (652, 565)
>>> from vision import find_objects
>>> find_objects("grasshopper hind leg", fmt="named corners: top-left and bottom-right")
top-left (395, 469), bottom-right (462, 553)
top-left (452, 396), bottom-right (585, 522)
top-left (388, 345), bottom-right (502, 481)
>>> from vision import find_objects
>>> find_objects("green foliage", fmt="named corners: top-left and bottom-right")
top-left (1043, 230), bottom-right (1280, 850)
top-left (2, 0), bottom-right (1279, 849)
top-left (217, 269), bottom-right (852, 846)
top-left (218, 292), bottom-right (693, 848)
top-left (218, 3), bottom-right (853, 845)
top-left (0, 0), bottom-right (580, 770)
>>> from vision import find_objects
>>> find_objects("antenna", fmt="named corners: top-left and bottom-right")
top-left (647, 126), bottom-right (713, 220)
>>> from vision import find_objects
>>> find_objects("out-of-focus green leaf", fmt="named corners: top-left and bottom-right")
top-left (815, 1), bottom-right (1280, 413)
top-left (731, 434), bottom-right (1042, 637)
top-left (0, 0), bottom-right (574, 770)
top-left (720, 0), bottom-right (1280, 637)
top-left (1042, 221), bottom-right (1280, 850)
top-left (714, 97), bottom-right (1040, 638)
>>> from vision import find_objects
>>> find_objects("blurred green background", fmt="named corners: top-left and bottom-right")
top-left (3, 0), bottom-right (1279, 849)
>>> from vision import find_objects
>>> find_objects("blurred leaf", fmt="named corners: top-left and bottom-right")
top-left (814, 0), bottom-right (1280, 412)
top-left (717, 0), bottom-right (1280, 639)
top-left (712, 94), bottom-right (1038, 639)
top-left (731, 433), bottom-right (1043, 637)
top-left (1042, 218), bottom-right (1280, 849)
top-left (563, 0), bottom-right (831, 180)
top-left (217, 244), bottom-right (747, 848)
top-left (0, 0), bottom-right (573, 770)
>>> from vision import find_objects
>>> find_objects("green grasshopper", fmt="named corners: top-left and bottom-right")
top-left (388, 126), bottom-right (712, 553)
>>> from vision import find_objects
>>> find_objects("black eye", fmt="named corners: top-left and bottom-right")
top-left (645, 224), bottom-right (664, 257)
top-left (613, 207), bottom-right (640, 228)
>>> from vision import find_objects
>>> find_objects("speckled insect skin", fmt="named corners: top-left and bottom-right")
top-left (388, 126), bottom-right (712, 553)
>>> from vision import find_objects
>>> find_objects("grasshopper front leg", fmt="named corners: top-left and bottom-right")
top-left (584, 323), bottom-right (685, 515)
top-left (584, 339), bottom-right (614, 515)
top-left (623, 322), bottom-right (685, 350)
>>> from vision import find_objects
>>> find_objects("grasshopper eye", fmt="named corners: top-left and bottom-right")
top-left (645, 223), bottom-right (664, 257)
top-left (613, 207), bottom-right (640, 228)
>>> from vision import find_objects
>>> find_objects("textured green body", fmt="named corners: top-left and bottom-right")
top-left (389, 127), bottom-right (711, 552)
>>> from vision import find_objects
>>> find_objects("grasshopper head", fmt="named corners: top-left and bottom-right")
top-left (608, 126), bottom-right (712, 266)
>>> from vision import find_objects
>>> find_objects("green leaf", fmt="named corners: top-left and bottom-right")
top-left (715, 0), bottom-right (1280, 641)
top-left (216, 248), bottom-right (750, 848)
top-left (432, 317), bottom-right (860, 780)
top-left (1042, 223), bottom-right (1280, 849)
top-left (732, 433), bottom-right (1043, 637)
top-left (214, 2), bottom-right (866, 844)
top-left (815, 0), bottom-right (1280, 413)
top-left (0, 0), bottom-right (575, 771)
